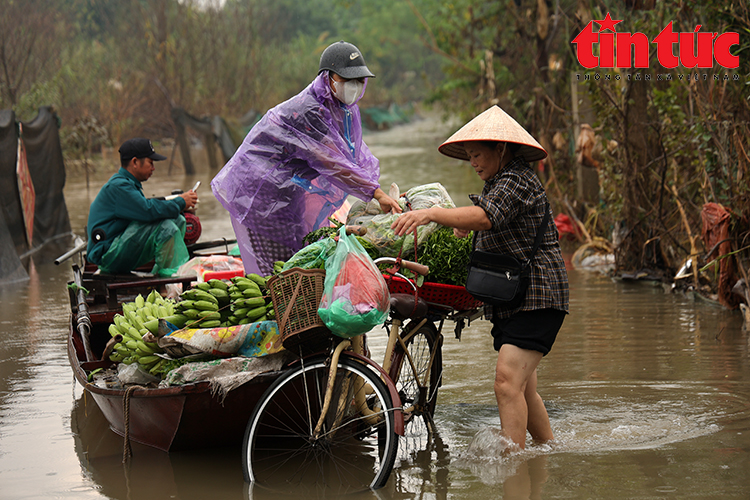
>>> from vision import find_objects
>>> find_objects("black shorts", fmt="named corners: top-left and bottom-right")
top-left (490, 308), bottom-right (566, 355)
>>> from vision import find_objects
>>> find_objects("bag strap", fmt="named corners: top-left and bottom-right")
top-left (472, 201), bottom-right (551, 269)
top-left (526, 201), bottom-right (551, 267)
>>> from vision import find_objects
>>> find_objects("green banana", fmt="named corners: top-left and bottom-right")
top-left (138, 354), bottom-right (161, 366)
top-left (182, 289), bottom-right (219, 304)
top-left (239, 296), bottom-right (266, 308)
top-left (242, 287), bottom-right (263, 298)
top-left (235, 280), bottom-right (261, 293)
top-left (136, 341), bottom-right (157, 355)
top-left (209, 288), bottom-right (229, 302)
top-left (109, 352), bottom-right (125, 362)
top-left (114, 344), bottom-right (130, 356)
top-left (232, 307), bottom-right (250, 318)
top-left (162, 314), bottom-right (188, 328)
top-left (246, 305), bottom-right (267, 322)
top-left (245, 273), bottom-right (267, 289)
top-left (177, 299), bottom-right (196, 310)
top-left (197, 310), bottom-right (221, 320)
top-left (208, 279), bottom-right (229, 291)
top-left (197, 319), bottom-right (221, 328)
top-left (182, 308), bottom-right (201, 319)
top-left (108, 324), bottom-right (121, 337)
top-left (193, 300), bottom-right (219, 311)
top-left (113, 314), bottom-right (127, 329)
top-left (148, 359), bottom-right (167, 375)
top-left (127, 327), bottom-right (143, 341)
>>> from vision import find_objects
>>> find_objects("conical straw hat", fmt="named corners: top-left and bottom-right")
top-left (438, 105), bottom-right (547, 162)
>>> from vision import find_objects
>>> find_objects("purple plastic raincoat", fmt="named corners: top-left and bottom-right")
top-left (211, 72), bottom-right (381, 275)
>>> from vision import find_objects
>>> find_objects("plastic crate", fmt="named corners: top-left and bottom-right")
top-left (202, 269), bottom-right (245, 282)
top-left (385, 275), bottom-right (483, 311)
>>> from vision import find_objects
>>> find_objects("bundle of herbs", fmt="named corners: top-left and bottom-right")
top-left (415, 227), bottom-right (473, 286)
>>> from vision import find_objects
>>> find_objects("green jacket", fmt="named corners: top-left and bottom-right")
top-left (86, 168), bottom-right (185, 264)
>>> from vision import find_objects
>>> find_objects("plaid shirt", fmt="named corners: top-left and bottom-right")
top-left (469, 157), bottom-right (569, 318)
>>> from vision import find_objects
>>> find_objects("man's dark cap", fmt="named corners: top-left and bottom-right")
top-left (119, 138), bottom-right (167, 162)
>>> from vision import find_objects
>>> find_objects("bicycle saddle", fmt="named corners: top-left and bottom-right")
top-left (389, 293), bottom-right (428, 321)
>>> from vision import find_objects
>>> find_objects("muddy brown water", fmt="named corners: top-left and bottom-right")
top-left (0, 116), bottom-right (748, 499)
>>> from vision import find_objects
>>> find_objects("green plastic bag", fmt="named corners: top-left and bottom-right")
top-left (317, 226), bottom-right (390, 337)
top-left (99, 216), bottom-right (189, 277)
top-left (282, 237), bottom-right (337, 271)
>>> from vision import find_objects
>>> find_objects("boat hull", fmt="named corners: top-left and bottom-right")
top-left (69, 320), bottom-right (280, 451)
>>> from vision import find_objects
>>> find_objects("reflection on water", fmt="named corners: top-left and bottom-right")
top-left (1, 116), bottom-right (749, 499)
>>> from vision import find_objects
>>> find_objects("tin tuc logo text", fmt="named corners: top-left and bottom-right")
top-left (572, 13), bottom-right (739, 69)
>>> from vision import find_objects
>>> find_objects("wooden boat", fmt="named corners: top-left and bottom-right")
top-left (66, 262), bottom-right (283, 452)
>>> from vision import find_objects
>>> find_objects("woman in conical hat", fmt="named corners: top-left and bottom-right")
top-left (392, 105), bottom-right (569, 451)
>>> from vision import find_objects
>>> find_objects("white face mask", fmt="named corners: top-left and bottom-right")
top-left (332, 79), bottom-right (365, 105)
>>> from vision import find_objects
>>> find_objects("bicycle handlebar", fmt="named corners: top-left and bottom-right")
top-left (373, 257), bottom-right (429, 277)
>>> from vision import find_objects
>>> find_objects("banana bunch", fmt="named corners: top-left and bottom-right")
top-left (107, 290), bottom-right (182, 374)
top-left (226, 274), bottom-right (275, 325)
top-left (273, 261), bottom-right (285, 275)
top-left (172, 274), bottom-right (277, 328)
top-left (173, 279), bottom-right (231, 328)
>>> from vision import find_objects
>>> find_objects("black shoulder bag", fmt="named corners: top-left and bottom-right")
top-left (465, 203), bottom-right (551, 307)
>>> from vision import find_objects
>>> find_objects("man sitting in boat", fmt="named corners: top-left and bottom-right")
top-left (86, 138), bottom-right (198, 276)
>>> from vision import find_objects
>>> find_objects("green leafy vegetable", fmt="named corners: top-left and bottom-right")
top-left (416, 227), bottom-right (473, 286)
top-left (302, 218), bottom-right (342, 246)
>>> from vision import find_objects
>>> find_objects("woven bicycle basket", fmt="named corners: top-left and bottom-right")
top-left (267, 268), bottom-right (334, 353)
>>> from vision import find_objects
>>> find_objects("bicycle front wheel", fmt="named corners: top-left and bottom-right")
top-left (243, 355), bottom-right (399, 494)
top-left (389, 320), bottom-right (442, 420)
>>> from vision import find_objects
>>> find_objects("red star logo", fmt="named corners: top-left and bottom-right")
top-left (595, 12), bottom-right (622, 32)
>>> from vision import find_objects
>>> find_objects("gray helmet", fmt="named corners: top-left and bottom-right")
top-left (318, 41), bottom-right (375, 79)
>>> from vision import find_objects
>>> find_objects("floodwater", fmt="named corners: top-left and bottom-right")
top-left (1, 115), bottom-right (749, 499)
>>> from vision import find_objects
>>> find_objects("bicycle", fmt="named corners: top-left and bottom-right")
top-left (241, 257), bottom-right (483, 494)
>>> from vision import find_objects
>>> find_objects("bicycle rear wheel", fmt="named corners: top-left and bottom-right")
top-left (389, 320), bottom-right (442, 421)
top-left (243, 355), bottom-right (398, 494)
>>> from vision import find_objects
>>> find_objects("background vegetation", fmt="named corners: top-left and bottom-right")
top-left (1, 0), bottom-right (748, 301)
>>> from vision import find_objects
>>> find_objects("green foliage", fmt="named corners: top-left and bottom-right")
top-left (416, 226), bottom-right (473, 286)
top-left (4, 0), bottom-right (749, 280)
top-left (3, 0), bottom-right (446, 142)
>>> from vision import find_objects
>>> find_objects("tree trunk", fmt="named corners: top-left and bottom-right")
top-left (171, 108), bottom-right (195, 175)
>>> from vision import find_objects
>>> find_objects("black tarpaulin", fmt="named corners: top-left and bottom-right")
top-left (22, 106), bottom-right (72, 249)
top-left (0, 109), bottom-right (27, 257)
top-left (0, 200), bottom-right (27, 283)
top-left (0, 106), bottom-right (72, 282)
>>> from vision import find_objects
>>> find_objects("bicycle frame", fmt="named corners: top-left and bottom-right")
top-left (310, 256), bottom-right (443, 439)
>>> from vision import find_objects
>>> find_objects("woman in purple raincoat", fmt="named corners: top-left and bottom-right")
top-left (211, 41), bottom-right (400, 275)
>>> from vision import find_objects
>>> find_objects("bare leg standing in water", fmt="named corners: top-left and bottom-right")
top-left (494, 344), bottom-right (553, 449)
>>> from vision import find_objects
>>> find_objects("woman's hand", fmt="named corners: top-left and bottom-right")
top-left (391, 208), bottom-right (433, 236)
top-left (373, 188), bottom-right (402, 214)
top-left (391, 205), bottom-right (491, 237)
